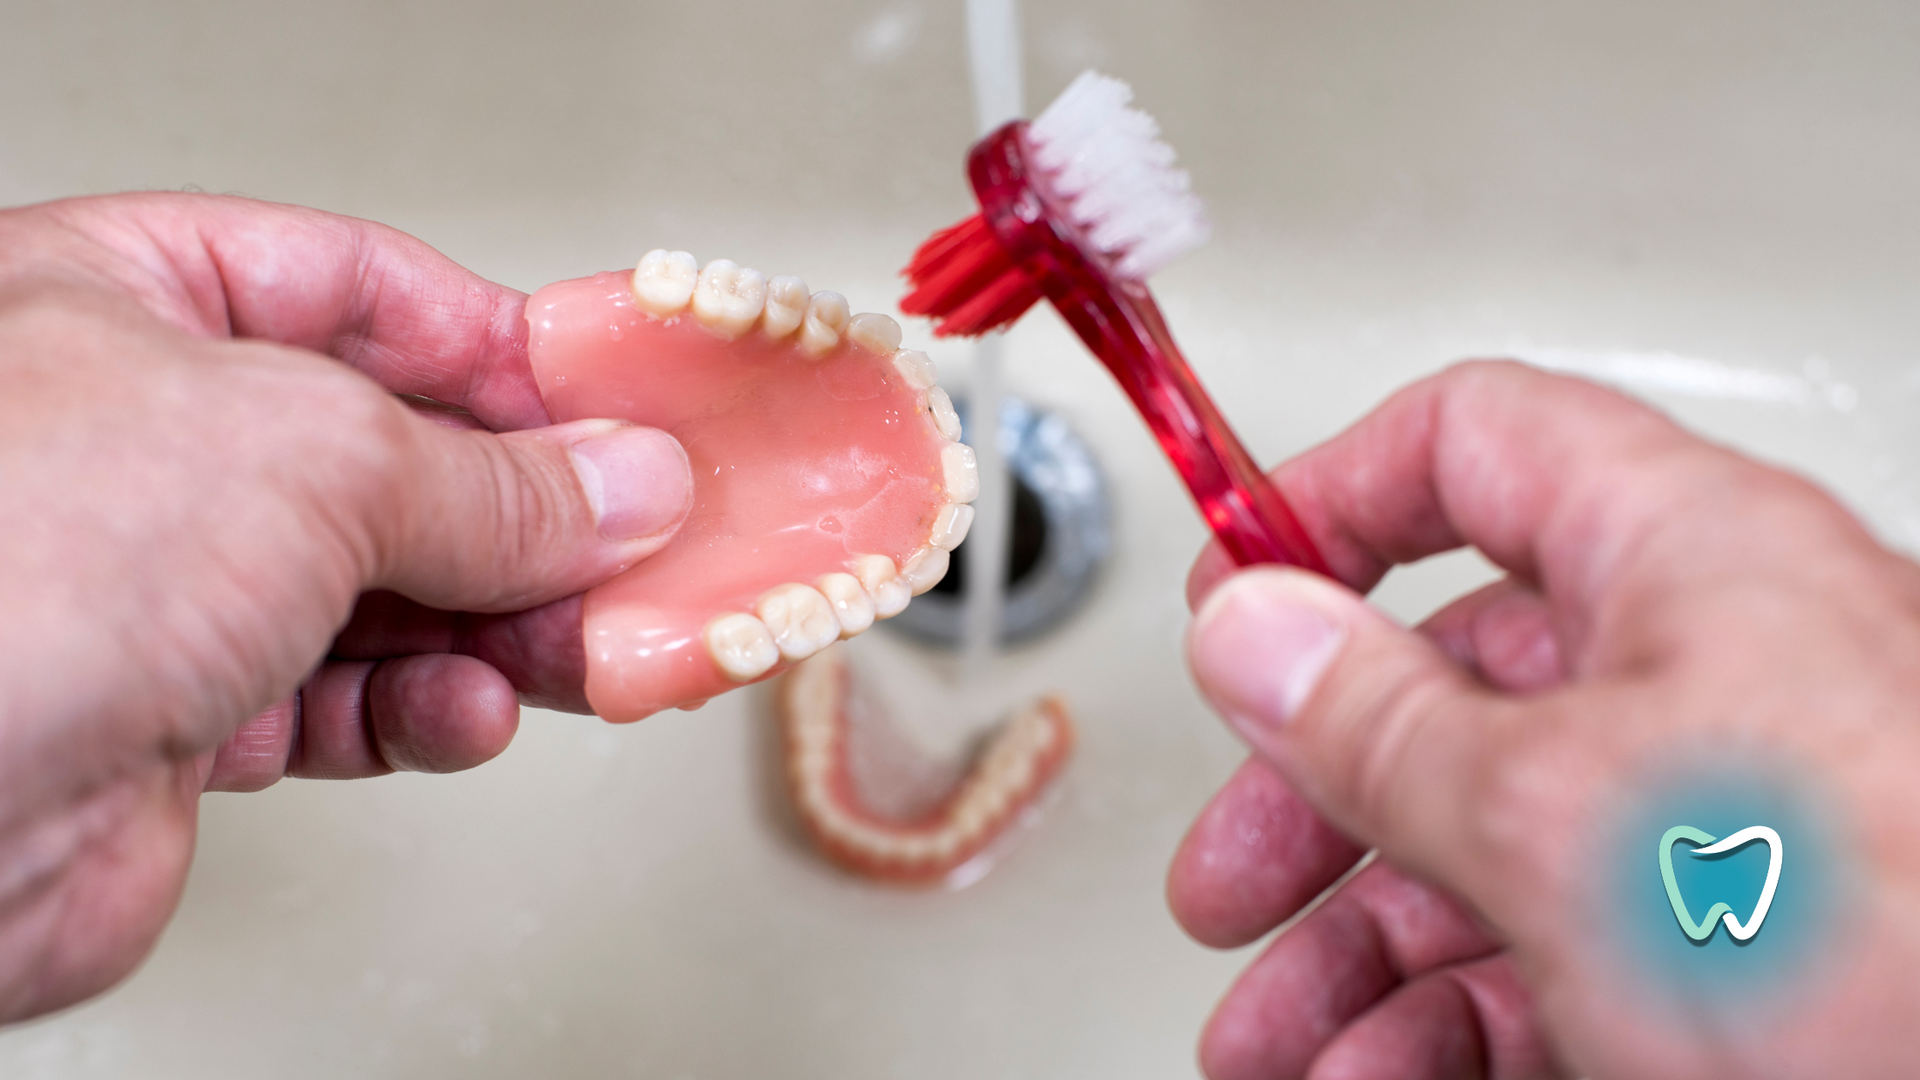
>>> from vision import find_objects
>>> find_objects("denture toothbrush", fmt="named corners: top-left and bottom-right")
top-left (902, 71), bottom-right (1330, 573)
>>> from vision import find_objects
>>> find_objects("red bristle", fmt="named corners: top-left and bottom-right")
top-left (901, 212), bottom-right (1044, 338)
top-left (935, 269), bottom-right (1043, 337)
top-left (910, 214), bottom-right (991, 269)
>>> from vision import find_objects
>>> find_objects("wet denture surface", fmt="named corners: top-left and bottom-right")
top-left (528, 253), bottom-right (976, 721)
top-left (778, 647), bottom-right (1076, 886)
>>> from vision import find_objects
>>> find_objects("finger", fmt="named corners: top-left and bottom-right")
top-left (362, 411), bottom-right (693, 613)
top-left (1187, 360), bottom-right (1691, 641)
top-left (43, 193), bottom-right (546, 429)
top-left (1188, 540), bottom-right (1239, 610)
top-left (204, 655), bottom-right (521, 790)
top-left (205, 696), bottom-right (300, 793)
top-left (330, 591), bottom-right (590, 713)
top-left (1169, 581), bottom-right (1561, 949)
top-left (1306, 956), bottom-right (1564, 1080)
top-left (1447, 956), bottom-right (1564, 1080)
top-left (1186, 566), bottom-right (1522, 901)
top-left (1306, 970), bottom-right (1483, 1080)
top-left (1168, 757), bottom-right (1365, 948)
top-left (1269, 360), bottom-right (1713, 597)
top-left (1200, 861), bottom-right (1501, 1080)
top-left (1247, 360), bottom-right (1884, 663)
top-left (1196, 557), bottom-right (1561, 690)
top-left (1192, 359), bottom-right (1696, 608)
top-left (1415, 578), bottom-right (1563, 694)
top-left (355, 653), bottom-right (521, 775)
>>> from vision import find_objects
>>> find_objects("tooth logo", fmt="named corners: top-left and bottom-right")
top-left (1659, 825), bottom-right (1783, 942)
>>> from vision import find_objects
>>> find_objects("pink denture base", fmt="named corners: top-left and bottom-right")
top-left (527, 272), bottom-right (949, 722)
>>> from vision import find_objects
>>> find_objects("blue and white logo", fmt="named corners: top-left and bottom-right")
top-left (1659, 825), bottom-right (1783, 942)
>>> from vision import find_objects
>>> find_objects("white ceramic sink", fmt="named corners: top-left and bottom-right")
top-left (3, 2), bottom-right (1917, 1076)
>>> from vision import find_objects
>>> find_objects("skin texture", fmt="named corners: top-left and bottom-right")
top-left (0, 194), bottom-right (692, 1022)
top-left (1175, 361), bottom-right (1920, 1078)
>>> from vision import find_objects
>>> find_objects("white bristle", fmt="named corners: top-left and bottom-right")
top-left (1028, 70), bottom-right (1211, 280)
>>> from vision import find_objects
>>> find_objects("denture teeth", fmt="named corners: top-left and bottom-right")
top-left (846, 312), bottom-right (903, 354)
top-left (900, 546), bottom-right (951, 596)
top-left (941, 442), bottom-right (980, 503)
top-left (632, 249), bottom-right (699, 317)
top-left (755, 583), bottom-right (843, 662)
top-left (691, 259), bottom-right (769, 338)
top-left (852, 553), bottom-right (912, 618)
top-left (815, 572), bottom-right (877, 638)
top-left (761, 275), bottom-right (809, 340)
top-left (800, 291), bottom-right (850, 358)
top-left (926, 386), bottom-right (963, 442)
top-left (929, 503), bottom-right (975, 551)
top-left (704, 612), bottom-right (780, 682)
top-left (891, 349), bottom-right (938, 391)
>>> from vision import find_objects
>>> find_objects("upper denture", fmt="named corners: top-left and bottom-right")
top-left (528, 252), bottom-right (972, 721)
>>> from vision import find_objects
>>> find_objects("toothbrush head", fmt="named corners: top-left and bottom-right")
top-left (902, 70), bottom-right (1211, 337)
top-left (1026, 70), bottom-right (1212, 282)
top-left (901, 72), bottom-right (1328, 572)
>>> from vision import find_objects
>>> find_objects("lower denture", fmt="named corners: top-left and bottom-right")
top-left (528, 253), bottom-right (974, 721)
top-left (778, 646), bottom-right (1076, 887)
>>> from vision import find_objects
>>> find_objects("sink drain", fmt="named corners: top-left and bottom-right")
top-left (887, 395), bottom-right (1111, 647)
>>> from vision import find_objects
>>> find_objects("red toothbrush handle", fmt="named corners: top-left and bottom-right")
top-left (968, 123), bottom-right (1330, 573)
top-left (1100, 281), bottom-right (1329, 572)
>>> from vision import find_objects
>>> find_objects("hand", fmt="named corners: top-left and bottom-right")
top-left (1174, 361), bottom-right (1920, 1078)
top-left (0, 194), bottom-right (693, 1021)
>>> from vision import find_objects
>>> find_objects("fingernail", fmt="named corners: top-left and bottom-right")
top-left (1188, 570), bottom-right (1346, 744)
top-left (570, 426), bottom-right (693, 541)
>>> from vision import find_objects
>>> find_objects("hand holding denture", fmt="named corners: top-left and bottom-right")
top-left (0, 193), bottom-right (694, 1019)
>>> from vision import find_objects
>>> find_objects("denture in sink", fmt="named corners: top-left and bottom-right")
top-left (527, 251), bottom-right (978, 722)
top-left (779, 646), bottom-right (1075, 886)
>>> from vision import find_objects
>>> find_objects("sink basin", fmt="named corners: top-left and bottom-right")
top-left (3, 1), bottom-right (1917, 1075)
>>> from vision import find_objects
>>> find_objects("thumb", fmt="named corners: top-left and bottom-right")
top-left (1186, 566), bottom-right (1510, 877)
top-left (366, 416), bottom-right (694, 612)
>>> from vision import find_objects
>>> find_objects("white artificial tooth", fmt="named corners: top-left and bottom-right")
top-left (691, 258), bottom-right (769, 338)
top-left (891, 348), bottom-right (937, 390)
top-left (755, 583), bottom-right (842, 662)
top-left (632, 249), bottom-right (699, 317)
top-left (852, 553), bottom-right (912, 618)
top-left (941, 441), bottom-right (980, 503)
top-left (799, 291), bottom-right (850, 358)
top-left (761, 275), bottom-right (809, 340)
top-left (900, 546), bottom-right (951, 596)
top-left (845, 312), bottom-right (903, 354)
top-left (926, 386), bottom-right (963, 441)
top-left (929, 503), bottom-right (975, 551)
top-left (704, 612), bottom-right (780, 682)
top-left (815, 572), bottom-right (876, 638)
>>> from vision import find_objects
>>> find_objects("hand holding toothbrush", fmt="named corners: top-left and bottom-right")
top-left (1178, 361), bottom-right (1920, 1080)
top-left (903, 71), bottom-right (1329, 572)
